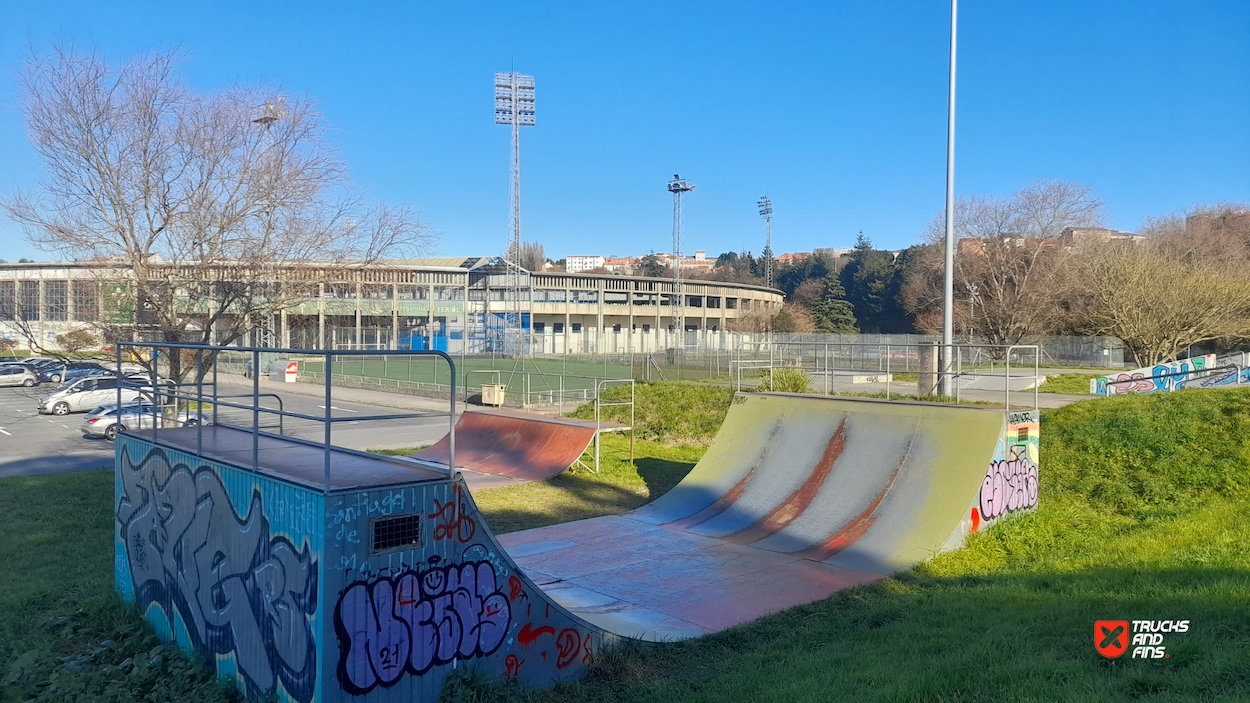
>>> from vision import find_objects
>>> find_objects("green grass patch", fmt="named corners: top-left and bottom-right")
top-left (301, 356), bottom-right (634, 395)
top-left (1039, 373), bottom-right (1098, 394)
top-left (473, 434), bottom-right (702, 534)
top-left (0, 471), bottom-right (235, 702)
top-left (568, 381), bottom-right (735, 444)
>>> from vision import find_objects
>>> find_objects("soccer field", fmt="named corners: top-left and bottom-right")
top-left (298, 355), bottom-right (635, 396)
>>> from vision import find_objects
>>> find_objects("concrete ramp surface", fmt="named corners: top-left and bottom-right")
top-left (411, 408), bottom-right (602, 485)
top-left (499, 393), bottom-right (1019, 640)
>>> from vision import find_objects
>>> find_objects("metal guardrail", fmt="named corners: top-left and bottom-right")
top-left (115, 343), bottom-right (457, 492)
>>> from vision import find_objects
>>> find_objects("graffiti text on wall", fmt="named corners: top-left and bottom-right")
top-left (334, 555), bottom-right (511, 694)
top-left (980, 457), bottom-right (1039, 520)
top-left (1094, 355), bottom-right (1216, 396)
top-left (116, 445), bottom-right (319, 702)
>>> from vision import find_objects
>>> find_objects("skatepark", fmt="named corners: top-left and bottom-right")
top-left (102, 343), bottom-right (1044, 702)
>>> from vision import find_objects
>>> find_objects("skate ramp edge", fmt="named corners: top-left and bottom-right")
top-left (410, 408), bottom-right (602, 483)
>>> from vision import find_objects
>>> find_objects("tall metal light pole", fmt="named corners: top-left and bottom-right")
top-left (495, 70), bottom-right (535, 333)
top-left (757, 196), bottom-right (774, 289)
top-left (668, 174), bottom-right (696, 342)
top-left (940, 0), bottom-right (958, 396)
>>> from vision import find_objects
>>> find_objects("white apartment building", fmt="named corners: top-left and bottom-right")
top-left (565, 255), bottom-right (605, 273)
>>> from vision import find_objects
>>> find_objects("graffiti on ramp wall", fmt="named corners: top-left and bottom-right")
top-left (115, 442), bottom-right (321, 702)
top-left (974, 411), bottom-right (1039, 530)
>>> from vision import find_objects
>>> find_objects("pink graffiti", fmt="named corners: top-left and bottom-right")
top-left (979, 458), bottom-right (1038, 519)
top-left (1107, 372), bottom-right (1155, 394)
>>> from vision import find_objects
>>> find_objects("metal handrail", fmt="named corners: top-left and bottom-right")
top-left (115, 342), bottom-right (457, 492)
top-left (593, 378), bottom-right (635, 471)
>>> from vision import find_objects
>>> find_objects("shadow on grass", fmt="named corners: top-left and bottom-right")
top-left (476, 472), bottom-right (671, 535)
top-left (634, 456), bottom-right (696, 498)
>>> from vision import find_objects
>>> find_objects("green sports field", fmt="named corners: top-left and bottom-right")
top-left (297, 355), bottom-right (635, 397)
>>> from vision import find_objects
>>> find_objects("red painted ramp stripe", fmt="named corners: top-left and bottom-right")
top-left (720, 420), bottom-right (848, 546)
top-left (412, 412), bottom-right (596, 482)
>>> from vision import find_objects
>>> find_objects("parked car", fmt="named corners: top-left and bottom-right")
top-left (35, 361), bottom-right (105, 384)
top-left (0, 355), bottom-right (26, 364)
top-left (38, 376), bottom-right (147, 415)
top-left (80, 402), bottom-right (211, 441)
top-left (0, 365), bottom-right (38, 387)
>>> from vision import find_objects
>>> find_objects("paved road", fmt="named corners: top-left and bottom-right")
top-left (0, 383), bottom-right (452, 479)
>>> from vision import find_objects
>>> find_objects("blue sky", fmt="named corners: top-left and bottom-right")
top-left (1, 1), bottom-right (1247, 263)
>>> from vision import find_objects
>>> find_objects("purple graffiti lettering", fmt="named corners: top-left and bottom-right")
top-left (334, 555), bottom-right (512, 694)
top-left (979, 458), bottom-right (1039, 520)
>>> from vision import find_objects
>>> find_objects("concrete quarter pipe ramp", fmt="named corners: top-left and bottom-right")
top-left (499, 393), bottom-right (1040, 640)
top-left (410, 408), bottom-right (608, 487)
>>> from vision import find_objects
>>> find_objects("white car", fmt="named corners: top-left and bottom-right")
top-left (39, 376), bottom-right (148, 415)
top-left (80, 402), bottom-right (212, 441)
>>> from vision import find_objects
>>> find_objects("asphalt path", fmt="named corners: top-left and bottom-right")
top-left (0, 383), bottom-right (451, 479)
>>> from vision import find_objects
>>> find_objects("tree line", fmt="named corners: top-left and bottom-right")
top-left (713, 180), bottom-right (1250, 366)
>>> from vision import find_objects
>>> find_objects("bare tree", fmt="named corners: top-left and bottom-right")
top-left (903, 179), bottom-right (1104, 345)
top-left (1068, 238), bottom-right (1250, 365)
top-left (3, 45), bottom-right (432, 377)
top-left (516, 240), bottom-right (546, 271)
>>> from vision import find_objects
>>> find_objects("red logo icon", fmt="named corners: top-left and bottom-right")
top-left (1095, 620), bottom-right (1129, 658)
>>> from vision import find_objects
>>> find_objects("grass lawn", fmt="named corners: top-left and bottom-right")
top-left (1040, 372), bottom-right (1098, 394)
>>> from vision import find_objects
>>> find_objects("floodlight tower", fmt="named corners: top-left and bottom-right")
top-left (667, 174), bottom-right (696, 341)
top-left (495, 70), bottom-right (535, 333)
top-left (757, 196), bottom-right (774, 289)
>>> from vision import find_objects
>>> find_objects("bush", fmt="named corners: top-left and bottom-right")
top-left (756, 368), bottom-right (812, 393)
top-left (568, 381), bottom-right (734, 444)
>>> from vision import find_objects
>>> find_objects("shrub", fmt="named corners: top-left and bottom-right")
top-left (756, 368), bottom-right (812, 393)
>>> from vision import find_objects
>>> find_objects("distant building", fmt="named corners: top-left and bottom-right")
top-left (565, 255), bottom-right (605, 273)
top-left (1058, 227), bottom-right (1145, 246)
top-left (773, 252), bottom-right (811, 266)
top-left (603, 257), bottom-right (637, 274)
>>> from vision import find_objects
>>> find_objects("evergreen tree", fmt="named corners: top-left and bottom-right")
top-left (839, 232), bottom-right (907, 332)
top-left (808, 275), bottom-right (858, 333)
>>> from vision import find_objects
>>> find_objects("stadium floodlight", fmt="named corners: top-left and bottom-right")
top-left (757, 196), bottom-right (773, 289)
top-left (495, 71), bottom-right (535, 332)
top-left (667, 175), bottom-right (696, 342)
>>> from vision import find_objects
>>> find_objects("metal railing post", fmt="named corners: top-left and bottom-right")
top-left (252, 349), bottom-right (260, 471)
top-left (324, 352), bottom-right (333, 491)
top-left (196, 348), bottom-right (204, 456)
top-left (448, 356), bottom-right (456, 477)
top-left (212, 350), bottom-right (219, 426)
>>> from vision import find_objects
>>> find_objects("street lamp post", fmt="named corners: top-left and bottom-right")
top-left (940, 0), bottom-right (958, 396)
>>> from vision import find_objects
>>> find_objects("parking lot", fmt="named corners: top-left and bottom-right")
top-left (0, 381), bottom-right (454, 478)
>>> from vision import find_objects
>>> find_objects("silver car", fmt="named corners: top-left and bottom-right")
top-left (39, 375), bottom-right (148, 415)
top-left (0, 364), bottom-right (38, 387)
top-left (80, 402), bottom-right (212, 441)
